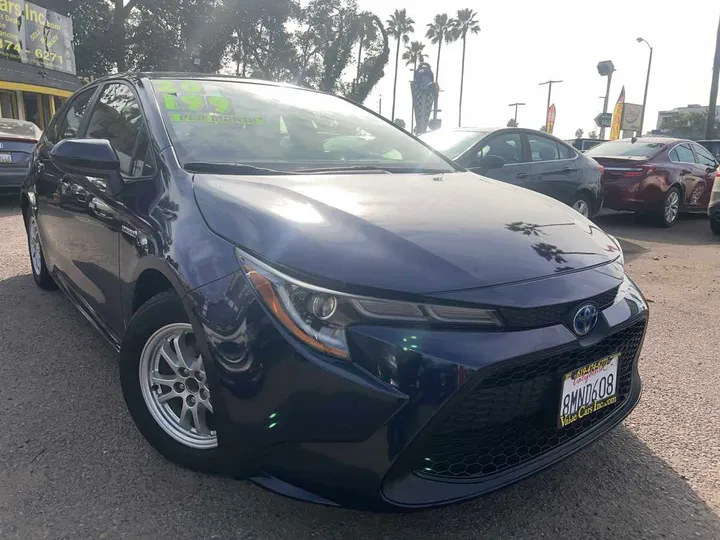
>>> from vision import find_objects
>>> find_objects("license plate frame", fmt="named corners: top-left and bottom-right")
top-left (558, 353), bottom-right (620, 428)
top-left (0, 152), bottom-right (12, 164)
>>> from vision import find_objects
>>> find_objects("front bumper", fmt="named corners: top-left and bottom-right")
top-left (186, 266), bottom-right (648, 510)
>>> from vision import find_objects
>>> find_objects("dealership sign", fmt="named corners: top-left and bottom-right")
top-left (621, 103), bottom-right (643, 132)
top-left (0, 0), bottom-right (75, 75)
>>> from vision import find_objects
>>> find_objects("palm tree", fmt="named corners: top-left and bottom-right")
top-left (426, 13), bottom-right (458, 119)
top-left (453, 9), bottom-right (480, 127)
top-left (402, 40), bottom-right (426, 70)
top-left (354, 12), bottom-right (378, 89)
top-left (387, 9), bottom-right (415, 121)
top-left (402, 40), bottom-right (425, 132)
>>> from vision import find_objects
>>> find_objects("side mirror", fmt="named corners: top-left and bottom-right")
top-left (478, 154), bottom-right (506, 170)
top-left (50, 139), bottom-right (123, 194)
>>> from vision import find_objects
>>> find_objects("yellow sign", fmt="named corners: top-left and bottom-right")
top-left (610, 86), bottom-right (625, 140)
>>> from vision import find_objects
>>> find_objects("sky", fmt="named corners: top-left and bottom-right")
top-left (359, 0), bottom-right (720, 139)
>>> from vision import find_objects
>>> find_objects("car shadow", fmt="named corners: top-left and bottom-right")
top-left (594, 211), bottom-right (716, 248)
top-left (1, 273), bottom-right (718, 538)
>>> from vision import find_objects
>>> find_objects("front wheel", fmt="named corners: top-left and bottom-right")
top-left (657, 187), bottom-right (681, 228)
top-left (120, 291), bottom-right (224, 473)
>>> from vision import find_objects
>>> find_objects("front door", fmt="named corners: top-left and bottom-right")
top-left (56, 82), bottom-right (150, 338)
top-left (523, 133), bottom-right (580, 206)
top-left (691, 143), bottom-right (719, 209)
top-left (671, 143), bottom-right (705, 210)
top-left (466, 131), bottom-right (532, 186)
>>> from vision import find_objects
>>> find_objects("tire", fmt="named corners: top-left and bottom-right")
top-left (570, 192), bottom-right (593, 218)
top-left (25, 212), bottom-right (57, 290)
top-left (120, 291), bottom-right (225, 474)
top-left (656, 186), bottom-right (681, 228)
top-left (711, 218), bottom-right (720, 235)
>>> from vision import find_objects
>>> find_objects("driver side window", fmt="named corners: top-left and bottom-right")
top-left (477, 133), bottom-right (523, 164)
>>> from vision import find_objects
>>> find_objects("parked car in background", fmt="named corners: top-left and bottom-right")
top-left (567, 138), bottom-right (606, 152)
top-left (0, 119), bottom-right (42, 194)
top-left (420, 127), bottom-right (604, 218)
top-left (709, 172), bottom-right (720, 235)
top-left (21, 73), bottom-right (648, 510)
top-left (586, 137), bottom-right (719, 227)
top-left (698, 140), bottom-right (720, 161)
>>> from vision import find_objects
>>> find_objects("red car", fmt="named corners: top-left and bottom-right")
top-left (586, 137), bottom-right (719, 227)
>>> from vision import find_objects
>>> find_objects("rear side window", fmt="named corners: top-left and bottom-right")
top-left (586, 141), bottom-right (665, 158)
top-left (672, 144), bottom-right (695, 163)
top-left (52, 87), bottom-right (95, 143)
top-left (85, 83), bottom-right (153, 177)
top-left (693, 145), bottom-right (717, 167)
top-left (558, 143), bottom-right (575, 159)
top-left (528, 135), bottom-right (559, 161)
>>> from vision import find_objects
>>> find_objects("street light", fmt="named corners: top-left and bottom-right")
top-left (597, 60), bottom-right (615, 139)
top-left (637, 37), bottom-right (653, 135)
top-left (539, 80), bottom-right (563, 131)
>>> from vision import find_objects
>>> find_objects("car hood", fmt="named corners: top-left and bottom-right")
top-left (193, 171), bottom-right (620, 295)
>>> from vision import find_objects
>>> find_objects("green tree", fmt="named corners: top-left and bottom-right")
top-left (507, 118), bottom-right (518, 127)
top-left (453, 8), bottom-right (479, 127)
top-left (354, 12), bottom-right (378, 88)
top-left (386, 9), bottom-right (415, 121)
top-left (588, 130), bottom-right (598, 139)
top-left (662, 112), bottom-right (720, 140)
top-left (425, 13), bottom-right (457, 88)
top-left (402, 40), bottom-right (425, 70)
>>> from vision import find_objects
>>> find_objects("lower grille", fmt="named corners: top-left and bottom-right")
top-left (413, 319), bottom-right (646, 480)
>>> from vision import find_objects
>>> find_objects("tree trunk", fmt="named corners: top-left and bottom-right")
top-left (391, 37), bottom-right (400, 120)
top-left (707, 14), bottom-right (720, 139)
top-left (114, 0), bottom-right (126, 72)
top-left (410, 57), bottom-right (417, 133)
top-left (433, 40), bottom-right (442, 120)
top-left (355, 31), bottom-right (364, 86)
top-left (458, 35), bottom-right (467, 127)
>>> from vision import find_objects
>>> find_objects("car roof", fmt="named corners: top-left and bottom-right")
top-left (0, 118), bottom-right (42, 140)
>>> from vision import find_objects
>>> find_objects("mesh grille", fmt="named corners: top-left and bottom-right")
top-left (413, 319), bottom-right (645, 480)
top-left (499, 287), bottom-right (619, 329)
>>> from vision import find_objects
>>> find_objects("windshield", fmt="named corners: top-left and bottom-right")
top-left (151, 78), bottom-right (454, 173)
top-left (585, 140), bottom-right (667, 158)
top-left (420, 129), bottom-right (488, 159)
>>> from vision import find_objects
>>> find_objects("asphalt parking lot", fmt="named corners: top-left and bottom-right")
top-left (1, 196), bottom-right (719, 539)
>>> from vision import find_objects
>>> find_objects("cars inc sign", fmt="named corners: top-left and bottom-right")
top-left (0, 0), bottom-right (75, 75)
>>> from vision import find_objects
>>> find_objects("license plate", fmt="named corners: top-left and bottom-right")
top-left (558, 353), bottom-right (619, 428)
top-left (0, 153), bottom-right (11, 164)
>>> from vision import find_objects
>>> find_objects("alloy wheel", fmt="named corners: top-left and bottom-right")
top-left (572, 199), bottom-right (590, 218)
top-left (138, 323), bottom-right (217, 449)
top-left (28, 216), bottom-right (42, 275)
top-left (664, 190), bottom-right (680, 224)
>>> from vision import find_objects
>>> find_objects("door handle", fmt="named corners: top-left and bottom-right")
top-left (562, 166), bottom-right (573, 172)
top-left (516, 173), bottom-right (529, 179)
top-left (680, 169), bottom-right (691, 175)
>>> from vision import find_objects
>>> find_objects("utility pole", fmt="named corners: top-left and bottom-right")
top-left (378, 94), bottom-right (382, 116)
top-left (539, 80), bottom-right (563, 131)
top-left (508, 102), bottom-right (526, 123)
top-left (637, 38), bottom-right (653, 135)
top-left (707, 14), bottom-right (720, 139)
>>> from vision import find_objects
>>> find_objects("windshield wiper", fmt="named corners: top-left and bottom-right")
top-left (184, 162), bottom-right (296, 175)
top-left (296, 165), bottom-right (449, 174)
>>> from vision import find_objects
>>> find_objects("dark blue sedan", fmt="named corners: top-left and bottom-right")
top-left (21, 73), bottom-right (648, 510)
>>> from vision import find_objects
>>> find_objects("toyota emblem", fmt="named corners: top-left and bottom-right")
top-left (572, 304), bottom-right (599, 337)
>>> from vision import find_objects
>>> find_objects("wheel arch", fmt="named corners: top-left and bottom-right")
top-left (125, 258), bottom-right (190, 326)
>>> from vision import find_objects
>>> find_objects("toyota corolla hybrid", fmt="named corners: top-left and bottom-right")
top-left (21, 73), bottom-right (648, 510)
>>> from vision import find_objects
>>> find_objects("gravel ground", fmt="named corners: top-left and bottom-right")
top-left (1, 197), bottom-right (719, 539)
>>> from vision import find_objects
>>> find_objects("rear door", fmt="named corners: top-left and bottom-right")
top-left (523, 132), bottom-right (580, 205)
top-left (670, 143), bottom-right (704, 210)
top-left (690, 143), bottom-right (719, 209)
top-left (466, 131), bottom-right (531, 185)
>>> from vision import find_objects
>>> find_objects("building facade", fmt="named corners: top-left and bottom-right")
top-left (0, 1), bottom-right (81, 129)
top-left (656, 104), bottom-right (720, 130)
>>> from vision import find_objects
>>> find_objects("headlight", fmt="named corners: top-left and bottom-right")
top-left (236, 249), bottom-right (502, 360)
top-left (710, 176), bottom-right (720, 208)
top-left (607, 234), bottom-right (624, 267)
